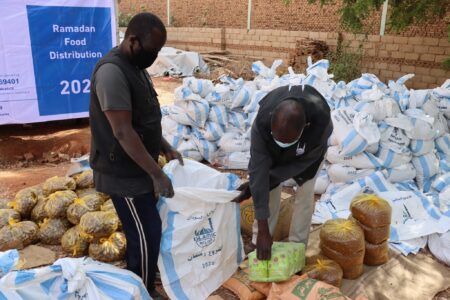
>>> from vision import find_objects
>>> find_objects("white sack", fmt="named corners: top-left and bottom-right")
top-left (184, 77), bottom-right (214, 98)
top-left (435, 134), bottom-right (450, 155)
top-left (410, 139), bottom-right (435, 156)
top-left (326, 146), bottom-right (382, 169)
top-left (377, 147), bottom-right (412, 168)
top-left (383, 163), bottom-right (417, 183)
top-left (175, 99), bottom-right (210, 128)
top-left (218, 132), bottom-right (251, 153)
top-left (379, 123), bottom-right (410, 154)
top-left (162, 116), bottom-right (191, 138)
top-left (428, 232), bottom-right (450, 266)
top-left (314, 169), bottom-right (330, 195)
top-left (328, 164), bottom-right (374, 183)
top-left (208, 104), bottom-right (228, 128)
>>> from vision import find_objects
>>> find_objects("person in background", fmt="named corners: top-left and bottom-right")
top-left (233, 84), bottom-right (332, 260)
top-left (89, 12), bottom-right (182, 299)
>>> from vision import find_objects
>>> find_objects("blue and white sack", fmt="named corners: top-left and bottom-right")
top-left (161, 116), bottom-right (191, 139)
top-left (432, 173), bottom-right (450, 193)
top-left (437, 152), bottom-right (450, 172)
top-left (327, 164), bottom-right (374, 184)
top-left (244, 90), bottom-right (268, 113)
top-left (0, 257), bottom-right (151, 300)
top-left (192, 132), bottom-right (218, 162)
top-left (230, 83), bottom-right (256, 109)
top-left (158, 160), bottom-right (243, 300)
top-left (177, 139), bottom-right (203, 162)
top-left (206, 84), bottom-right (232, 107)
top-left (412, 152), bottom-right (440, 189)
top-left (410, 139), bottom-right (435, 156)
top-left (227, 111), bottom-right (247, 129)
top-left (377, 146), bottom-right (412, 168)
top-left (379, 122), bottom-right (410, 154)
top-left (193, 122), bottom-right (225, 142)
top-left (383, 163), bottom-right (417, 183)
top-left (325, 146), bottom-right (382, 169)
top-left (208, 104), bottom-right (228, 128)
top-left (0, 250), bottom-right (19, 279)
top-left (175, 99), bottom-right (210, 128)
top-left (183, 77), bottom-right (214, 98)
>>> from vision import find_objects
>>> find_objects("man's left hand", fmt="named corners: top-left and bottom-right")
top-left (163, 148), bottom-right (184, 166)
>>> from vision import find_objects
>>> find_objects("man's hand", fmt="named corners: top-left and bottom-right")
top-left (231, 182), bottom-right (251, 203)
top-left (151, 169), bottom-right (174, 198)
top-left (163, 147), bottom-right (184, 166)
top-left (256, 220), bottom-right (273, 260)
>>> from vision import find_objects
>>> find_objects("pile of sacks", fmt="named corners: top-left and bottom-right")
top-left (0, 170), bottom-right (126, 262)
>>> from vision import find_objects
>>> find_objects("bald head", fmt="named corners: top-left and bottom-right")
top-left (271, 99), bottom-right (306, 143)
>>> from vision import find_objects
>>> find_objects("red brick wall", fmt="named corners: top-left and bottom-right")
top-left (119, 0), bottom-right (448, 38)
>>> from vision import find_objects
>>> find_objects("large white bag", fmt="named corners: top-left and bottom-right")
top-left (379, 123), bottom-right (410, 154)
top-left (0, 257), bottom-right (151, 300)
top-left (175, 99), bottom-right (210, 128)
top-left (327, 164), bottom-right (374, 183)
top-left (162, 116), bottom-right (191, 138)
top-left (326, 146), bottom-right (382, 169)
top-left (410, 139), bottom-right (435, 156)
top-left (435, 134), bottom-right (450, 155)
top-left (412, 152), bottom-right (440, 183)
top-left (314, 169), bottom-right (330, 195)
top-left (218, 132), bottom-right (251, 153)
top-left (158, 160), bottom-right (243, 300)
top-left (428, 232), bottom-right (450, 266)
top-left (377, 146), bottom-right (412, 168)
top-left (383, 163), bottom-right (417, 183)
top-left (208, 104), bottom-right (228, 128)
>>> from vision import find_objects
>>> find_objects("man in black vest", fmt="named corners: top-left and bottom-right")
top-left (233, 85), bottom-right (332, 260)
top-left (89, 13), bottom-right (181, 299)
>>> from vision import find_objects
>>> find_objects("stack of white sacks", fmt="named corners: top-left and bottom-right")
top-left (161, 58), bottom-right (450, 257)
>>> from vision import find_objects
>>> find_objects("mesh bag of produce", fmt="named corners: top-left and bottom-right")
top-left (100, 199), bottom-right (115, 211)
top-left (0, 220), bottom-right (38, 251)
top-left (44, 190), bottom-right (77, 218)
top-left (38, 218), bottom-right (71, 245)
top-left (0, 199), bottom-right (10, 209)
top-left (9, 187), bottom-right (39, 218)
top-left (80, 211), bottom-right (119, 240)
top-left (67, 195), bottom-right (104, 225)
top-left (43, 176), bottom-right (76, 195)
top-left (31, 198), bottom-right (48, 223)
top-left (61, 225), bottom-right (90, 257)
top-left (0, 209), bottom-right (21, 228)
top-left (320, 243), bottom-right (364, 279)
top-left (303, 255), bottom-right (343, 287)
top-left (350, 194), bottom-right (392, 228)
top-left (349, 215), bottom-right (390, 244)
top-left (364, 240), bottom-right (389, 266)
top-left (75, 188), bottom-right (109, 201)
top-left (73, 169), bottom-right (94, 189)
top-left (88, 232), bottom-right (126, 262)
top-left (320, 219), bottom-right (365, 254)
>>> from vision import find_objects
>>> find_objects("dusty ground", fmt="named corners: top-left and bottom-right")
top-left (0, 75), bottom-right (449, 300)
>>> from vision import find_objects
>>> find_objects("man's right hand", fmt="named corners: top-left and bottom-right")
top-left (151, 170), bottom-right (174, 198)
top-left (256, 220), bottom-right (273, 260)
top-left (231, 182), bottom-right (251, 203)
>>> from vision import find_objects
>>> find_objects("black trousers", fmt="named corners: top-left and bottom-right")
top-left (111, 193), bottom-right (161, 291)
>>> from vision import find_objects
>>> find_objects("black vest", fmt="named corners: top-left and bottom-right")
top-left (89, 48), bottom-right (162, 177)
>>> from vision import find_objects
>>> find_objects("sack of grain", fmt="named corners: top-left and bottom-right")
top-left (31, 198), bottom-right (47, 223)
top-left (44, 190), bottom-right (77, 218)
top-left (0, 209), bottom-right (21, 228)
top-left (38, 218), bottom-right (71, 245)
top-left (75, 188), bottom-right (110, 201)
top-left (73, 169), bottom-right (94, 189)
top-left (350, 194), bottom-right (392, 228)
top-left (364, 240), bottom-right (389, 266)
top-left (0, 199), bottom-right (10, 209)
top-left (9, 187), bottom-right (39, 218)
top-left (43, 176), bottom-right (76, 195)
top-left (223, 269), bottom-right (265, 300)
top-left (61, 225), bottom-right (90, 257)
top-left (88, 232), bottom-right (126, 262)
top-left (435, 133), bottom-right (450, 155)
top-left (101, 199), bottom-right (115, 212)
top-left (410, 139), bottom-right (435, 156)
top-left (319, 219), bottom-right (365, 279)
top-left (0, 220), bottom-right (38, 251)
top-left (303, 255), bottom-right (343, 287)
top-left (67, 194), bottom-right (105, 225)
top-left (348, 215), bottom-right (389, 244)
top-left (80, 211), bottom-right (119, 240)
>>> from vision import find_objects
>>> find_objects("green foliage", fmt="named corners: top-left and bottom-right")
top-left (327, 33), bottom-right (363, 82)
top-left (118, 12), bottom-right (133, 27)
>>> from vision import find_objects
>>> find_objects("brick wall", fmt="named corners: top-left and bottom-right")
top-left (160, 27), bottom-right (450, 89)
top-left (119, 0), bottom-right (448, 37)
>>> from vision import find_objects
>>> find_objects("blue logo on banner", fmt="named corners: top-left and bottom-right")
top-left (27, 5), bottom-right (112, 116)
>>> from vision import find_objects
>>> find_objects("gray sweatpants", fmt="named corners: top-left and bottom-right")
top-left (252, 168), bottom-right (321, 246)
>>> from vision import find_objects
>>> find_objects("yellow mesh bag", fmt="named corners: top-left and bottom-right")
top-left (61, 225), bottom-right (90, 257)
top-left (0, 209), bottom-right (21, 228)
top-left (31, 198), bottom-right (47, 223)
top-left (303, 255), bottom-right (343, 287)
top-left (9, 187), bottom-right (39, 218)
top-left (100, 199), bottom-right (115, 212)
top-left (88, 232), bottom-right (126, 262)
top-left (320, 218), bottom-right (365, 254)
top-left (80, 211), bottom-right (119, 240)
top-left (0, 220), bottom-right (38, 251)
top-left (73, 170), bottom-right (94, 189)
top-left (43, 176), bottom-right (76, 195)
top-left (44, 190), bottom-right (77, 218)
top-left (349, 215), bottom-right (390, 244)
top-left (67, 195), bottom-right (104, 225)
top-left (350, 194), bottom-right (392, 228)
top-left (38, 218), bottom-right (71, 245)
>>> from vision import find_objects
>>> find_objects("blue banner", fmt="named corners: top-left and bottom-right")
top-left (27, 5), bottom-right (112, 116)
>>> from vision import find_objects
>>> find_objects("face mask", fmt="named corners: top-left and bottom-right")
top-left (133, 38), bottom-right (158, 69)
top-left (273, 137), bottom-right (300, 148)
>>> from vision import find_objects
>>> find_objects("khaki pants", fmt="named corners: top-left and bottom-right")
top-left (252, 167), bottom-right (321, 246)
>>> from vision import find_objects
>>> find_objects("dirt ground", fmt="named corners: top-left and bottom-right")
top-left (0, 75), bottom-right (449, 300)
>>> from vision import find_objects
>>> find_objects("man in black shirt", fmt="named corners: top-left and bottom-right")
top-left (89, 13), bottom-right (182, 299)
top-left (234, 85), bottom-right (332, 260)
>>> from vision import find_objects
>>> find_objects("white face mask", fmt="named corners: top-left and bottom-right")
top-left (272, 129), bottom-right (303, 148)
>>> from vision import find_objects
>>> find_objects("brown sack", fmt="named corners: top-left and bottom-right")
top-left (38, 218), bottom-right (71, 245)
top-left (10, 187), bottom-right (39, 218)
top-left (320, 218), bottom-right (365, 254)
top-left (0, 209), bottom-right (21, 228)
top-left (303, 255), bottom-right (343, 287)
top-left (31, 198), bottom-right (48, 223)
top-left (223, 269), bottom-right (265, 300)
top-left (0, 220), bottom-right (39, 251)
top-left (320, 244), bottom-right (364, 279)
top-left (364, 240), bottom-right (389, 266)
top-left (73, 170), bottom-right (94, 189)
top-left (61, 225), bottom-right (90, 257)
top-left (350, 194), bottom-right (391, 228)
top-left (44, 190), bottom-right (77, 218)
top-left (349, 215), bottom-right (390, 244)
top-left (43, 176), bottom-right (76, 195)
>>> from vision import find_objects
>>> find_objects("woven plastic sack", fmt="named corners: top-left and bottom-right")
top-left (31, 198), bottom-right (47, 223)
top-left (410, 139), bottom-right (434, 156)
top-left (192, 133), bottom-right (217, 161)
top-left (161, 116), bottom-right (191, 139)
top-left (326, 146), bottom-right (382, 169)
top-left (208, 104), bottom-right (228, 128)
top-left (80, 211), bottom-right (119, 240)
top-left (175, 98), bottom-right (210, 128)
top-left (428, 232), bottom-right (450, 266)
top-left (61, 225), bottom-right (90, 257)
top-left (0, 220), bottom-right (38, 251)
top-left (376, 147), bottom-right (412, 168)
top-left (9, 187), bottom-right (39, 218)
top-left (303, 255), bottom-right (343, 287)
top-left (364, 240), bottom-right (389, 266)
top-left (384, 163), bottom-right (417, 183)
top-left (223, 269), bottom-right (265, 300)
top-left (193, 122), bottom-right (225, 141)
top-left (184, 77), bottom-right (214, 98)
top-left (412, 152), bottom-right (440, 187)
top-left (67, 194), bottom-right (105, 225)
top-left (73, 169), bottom-right (94, 189)
top-left (88, 232), bottom-right (126, 262)
top-left (348, 215), bottom-right (389, 244)
top-left (328, 164), bottom-right (374, 183)
top-left (44, 190), bottom-right (77, 218)
top-left (219, 132), bottom-right (251, 153)
top-left (43, 176), bottom-right (76, 195)
top-left (350, 194), bottom-right (392, 228)
top-left (38, 218), bottom-right (71, 245)
top-left (435, 133), bottom-right (450, 155)
top-left (379, 124), bottom-right (410, 154)
top-left (0, 209), bottom-right (21, 228)
top-left (249, 242), bottom-right (305, 282)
